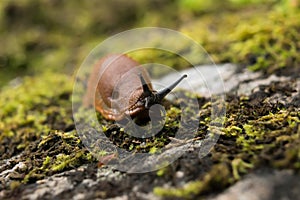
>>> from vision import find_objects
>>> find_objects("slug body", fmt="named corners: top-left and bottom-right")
top-left (84, 54), bottom-right (187, 121)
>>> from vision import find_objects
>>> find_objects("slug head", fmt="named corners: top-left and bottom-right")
top-left (139, 73), bottom-right (187, 109)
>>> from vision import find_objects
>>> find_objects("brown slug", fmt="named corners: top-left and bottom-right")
top-left (84, 54), bottom-right (187, 121)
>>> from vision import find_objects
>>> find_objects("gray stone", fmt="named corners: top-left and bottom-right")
top-left (158, 64), bottom-right (297, 97)
top-left (23, 176), bottom-right (73, 200)
top-left (157, 63), bottom-right (238, 97)
top-left (210, 170), bottom-right (300, 200)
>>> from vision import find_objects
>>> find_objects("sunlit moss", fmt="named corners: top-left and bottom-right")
top-left (154, 164), bottom-right (231, 199)
top-left (181, 5), bottom-right (300, 73)
top-left (231, 158), bottom-right (254, 180)
top-left (0, 72), bottom-right (95, 186)
top-left (154, 83), bottom-right (299, 198)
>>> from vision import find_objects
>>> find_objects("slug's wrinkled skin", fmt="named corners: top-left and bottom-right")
top-left (84, 54), bottom-right (187, 121)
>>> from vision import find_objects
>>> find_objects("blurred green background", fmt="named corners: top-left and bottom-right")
top-left (0, 0), bottom-right (299, 87)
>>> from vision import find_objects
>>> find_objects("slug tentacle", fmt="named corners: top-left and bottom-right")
top-left (139, 73), bottom-right (152, 96)
top-left (156, 74), bottom-right (187, 101)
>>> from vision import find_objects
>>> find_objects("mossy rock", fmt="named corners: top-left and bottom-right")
top-left (153, 80), bottom-right (300, 199)
top-left (181, 6), bottom-right (300, 74)
top-left (1, 70), bottom-right (299, 200)
top-left (0, 73), bottom-right (95, 189)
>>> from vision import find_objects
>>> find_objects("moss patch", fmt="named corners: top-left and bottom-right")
top-left (181, 4), bottom-right (300, 74)
top-left (153, 79), bottom-right (300, 199)
top-left (0, 73), bottom-right (95, 189)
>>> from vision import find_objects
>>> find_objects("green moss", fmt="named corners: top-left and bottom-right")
top-left (223, 125), bottom-right (243, 137)
top-left (231, 158), bottom-right (254, 180)
top-left (154, 164), bottom-right (231, 199)
top-left (51, 152), bottom-right (81, 172)
top-left (156, 167), bottom-right (168, 177)
top-left (21, 129), bottom-right (95, 184)
top-left (181, 5), bottom-right (300, 73)
top-left (41, 156), bottom-right (52, 169)
top-left (0, 72), bottom-right (73, 159)
top-left (0, 72), bottom-right (95, 186)
top-left (229, 11), bottom-right (300, 73)
top-left (154, 80), bottom-right (299, 198)
top-left (149, 146), bottom-right (159, 154)
top-left (235, 110), bottom-right (300, 153)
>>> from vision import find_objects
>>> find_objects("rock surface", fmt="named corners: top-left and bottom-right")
top-left (209, 169), bottom-right (300, 200)
top-left (1, 64), bottom-right (299, 200)
top-left (160, 63), bottom-right (295, 97)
